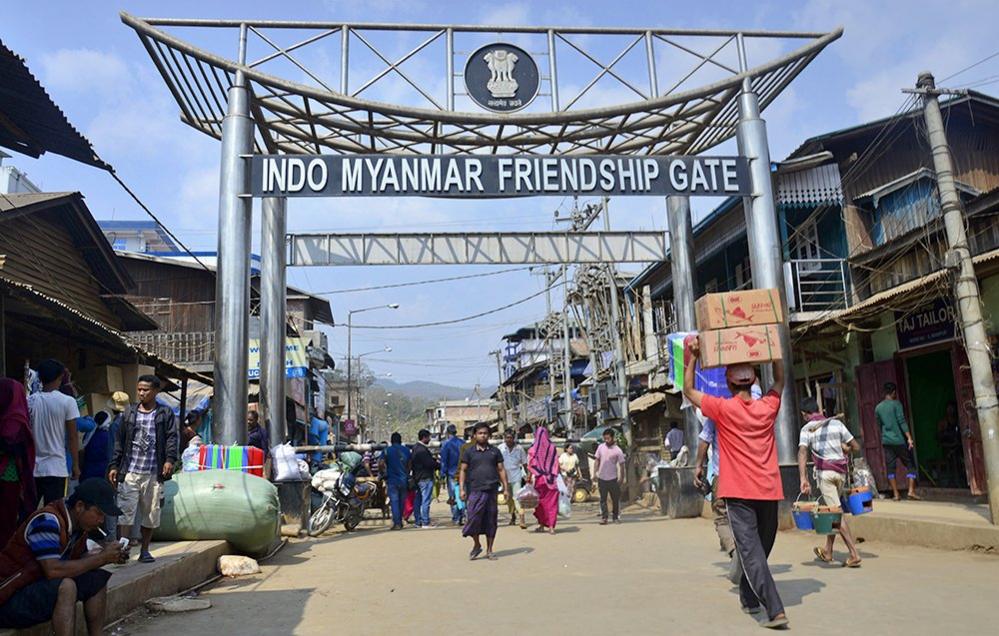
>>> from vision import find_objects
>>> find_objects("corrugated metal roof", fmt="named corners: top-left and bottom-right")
top-left (0, 40), bottom-right (107, 168)
top-left (0, 277), bottom-right (210, 384)
top-left (786, 91), bottom-right (999, 161)
top-left (629, 390), bottom-right (665, 413)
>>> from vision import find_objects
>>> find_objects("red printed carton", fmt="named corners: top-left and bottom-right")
top-left (698, 324), bottom-right (783, 369)
top-left (694, 289), bottom-right (783, 330)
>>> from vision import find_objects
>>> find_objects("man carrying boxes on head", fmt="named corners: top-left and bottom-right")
top-left (681, 288), bottom-right (789, 630)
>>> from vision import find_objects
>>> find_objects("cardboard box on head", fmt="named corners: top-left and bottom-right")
top-left (695, 289), bottom-right (783, 330)
top-left (698, 324), bottom-right (782, 369)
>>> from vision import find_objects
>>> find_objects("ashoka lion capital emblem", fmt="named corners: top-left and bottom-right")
top-left (484, 49), bottom-right (519, 98)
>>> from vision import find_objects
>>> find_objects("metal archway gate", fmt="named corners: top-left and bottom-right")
top-left (122, 13), bottom-right (841, 459)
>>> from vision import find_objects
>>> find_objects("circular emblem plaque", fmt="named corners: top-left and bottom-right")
top-left (464, 42), bottom-right (540, 113)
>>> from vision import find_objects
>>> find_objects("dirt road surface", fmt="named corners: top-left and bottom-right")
top-left (116, 502), bottom-right (996, 635)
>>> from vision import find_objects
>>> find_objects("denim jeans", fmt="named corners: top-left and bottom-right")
top-left (414, 478), bottom-right (434, 526)
top-left (388, 481), bottom-right (408, 527)
top-left (447, 476), bottom-right (463, 523)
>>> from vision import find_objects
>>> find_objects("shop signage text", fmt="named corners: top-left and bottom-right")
top-left (248, 337), bottom-right (308, 380)
top-left (249, 154), bottom-right (750, 198)
top-left (895, 298), bottom-right (956, 350)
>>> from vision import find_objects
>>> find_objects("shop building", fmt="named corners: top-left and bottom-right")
top-left (628, 91), bottom-right (999, 496)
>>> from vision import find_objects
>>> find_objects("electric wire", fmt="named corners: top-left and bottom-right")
top-left (347, 280), bottom-right (565, 329)
top-left (313, 266), bottom-right (533, 294)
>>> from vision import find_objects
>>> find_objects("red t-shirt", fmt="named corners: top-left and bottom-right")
top-left (701, 390), bottom-right (782, 500)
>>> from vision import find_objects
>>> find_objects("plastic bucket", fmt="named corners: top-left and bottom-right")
top-left (792, 507), bottom-right (815, 530)
top-left (791, 494), bottom-right (816, 531)
top-left (846, 488), bottom-right (874, 515)
top-left (812, 509), bottom-right (842, 535)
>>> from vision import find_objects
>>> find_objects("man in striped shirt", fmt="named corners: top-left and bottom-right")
top-left (0, 479), bottom-right (126, 632)
top-left (797, 397), bottom-right (862, 568)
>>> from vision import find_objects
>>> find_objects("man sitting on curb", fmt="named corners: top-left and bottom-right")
top-left (798, 397), bottom-right (863, 568)
top-left (108, 375), bottom-right (178, 564)
top-left (0, 478), bottom-right (126, 634)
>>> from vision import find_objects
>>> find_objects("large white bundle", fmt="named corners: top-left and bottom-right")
top-left (311, 467), bottom-right (342, 491)
top-left (273, 443), bottom-right (304, 481)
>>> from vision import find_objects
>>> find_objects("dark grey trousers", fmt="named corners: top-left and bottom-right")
top-left (725, 498), bottom-right (785, 620)
top-left (598, 478), bottom-right (621, 520)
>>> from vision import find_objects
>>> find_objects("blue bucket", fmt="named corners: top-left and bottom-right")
top-left (793, 508), bottom-right (814, 530)
top-left (846, 489), bottom-right (874, 515)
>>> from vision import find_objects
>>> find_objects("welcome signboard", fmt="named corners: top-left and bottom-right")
top-left (248, 154), bottom-right (749, 198)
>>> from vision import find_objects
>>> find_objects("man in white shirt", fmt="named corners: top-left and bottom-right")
top-left (797, 397), bottom-right (862, 568)
top-left (499, 430), bottom-right (528, 529)
top-left (27, 359), bottom-right (80, 505)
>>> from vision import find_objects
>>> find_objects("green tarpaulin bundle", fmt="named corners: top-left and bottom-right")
top-left (154, 469), bottom-right (280, 556)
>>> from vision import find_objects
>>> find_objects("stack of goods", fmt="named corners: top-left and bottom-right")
top-left (197, 444), bottom-right (265, 478)
top-left (694, 289), bottom-right (783, 368)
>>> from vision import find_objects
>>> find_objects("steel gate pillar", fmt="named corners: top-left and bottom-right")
top-left (261, 196), bottom-right (288, 449)
top-left (667, 195), bottom-right (701, 460)
top-left (214, 25), bottom-right (253, 445)
top-left (735, 38), bottom-right (797, 464)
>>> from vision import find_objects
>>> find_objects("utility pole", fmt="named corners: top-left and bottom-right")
top-left (490, 349), bottom-right (507, 432)
top-left (911, 72), bottom-right (999, 523)
top-left (561, 263), bottom-right (573, 434)
top-left (544, 268), bottom-right (558, 418)
top-left (603, 198), bottom-right (631, 444)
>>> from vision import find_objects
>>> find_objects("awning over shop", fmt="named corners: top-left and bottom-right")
top-left (795, 246), bottom-right (999, 335)
top-left (629, 391), bottom-right (665, 413)
top-left (1, 277), bottom-right (211, 384)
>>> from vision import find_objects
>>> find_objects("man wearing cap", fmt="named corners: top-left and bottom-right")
top-left (439, 424), bottom-right (465, 525)
top-left (0, 478), bottom-right (127, 633)
top-left (683, 338), bottom-right (788, 630)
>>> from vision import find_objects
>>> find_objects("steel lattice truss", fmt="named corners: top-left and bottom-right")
top-left (122, 13), bottom-right (840, 156)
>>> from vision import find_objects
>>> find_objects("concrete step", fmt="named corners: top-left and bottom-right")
top-left (847, 499), bottom-right (999, 552)
top-left (1, 540), bottom-right (230, 636)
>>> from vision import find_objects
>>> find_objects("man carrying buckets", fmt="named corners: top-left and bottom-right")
top-left (797, 397), bottom-right (863, 568)
top-left (683, 337), bottom-right (789, 630)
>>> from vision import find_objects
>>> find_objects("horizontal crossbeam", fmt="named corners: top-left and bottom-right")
top-left (288, 231), bottom-right (667, 266)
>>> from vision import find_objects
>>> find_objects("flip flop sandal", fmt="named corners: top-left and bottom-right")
top-left (469, 547), bottom-right (483, 561)
top-left (486, 553), bottom-right (498, 561)
top-left (908, 494), bottom-right (923, 501)
top-left (813, 547), bottom-right (833, 563)
top-left (844, 558), bottom-right (862, 568)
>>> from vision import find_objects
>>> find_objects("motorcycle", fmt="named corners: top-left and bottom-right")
top-left (309, 462), bottom-right (377, 536)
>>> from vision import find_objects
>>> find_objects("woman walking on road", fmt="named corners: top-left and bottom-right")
top-left (529, 425), bottom-right (559, 534)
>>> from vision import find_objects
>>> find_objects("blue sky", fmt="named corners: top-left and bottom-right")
top-left (3, 0), bottom-right (998, 388)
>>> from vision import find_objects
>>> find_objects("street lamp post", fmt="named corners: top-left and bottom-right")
top-left (346, 304), bottom-right (399, 424)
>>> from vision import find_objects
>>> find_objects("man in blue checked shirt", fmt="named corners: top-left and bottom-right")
top-left (439, 424), bottom-right (465, 525)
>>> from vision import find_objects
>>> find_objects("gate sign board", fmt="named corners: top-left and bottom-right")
top-left (895, 297), bottom-right (956, 350)
top-left (249, 155), bottom-right (749, 198)
top-left (464, 43), bottom-right (540, 113)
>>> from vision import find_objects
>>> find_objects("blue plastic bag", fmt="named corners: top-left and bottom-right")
top-left (453, 482), bottom-right (466, 511)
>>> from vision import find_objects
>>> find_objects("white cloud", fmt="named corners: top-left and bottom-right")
top-left (477, 2), bottom-right (532, 27)
top-left (40, 48), bottom-right (130, 95)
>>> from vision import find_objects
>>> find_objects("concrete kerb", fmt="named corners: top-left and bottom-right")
top-left (847, 511), bottom-right (999, 552)
top-left (697, 498), bottom-right (999, 553)
top-left (1, 540), bottom-right (231, 636)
